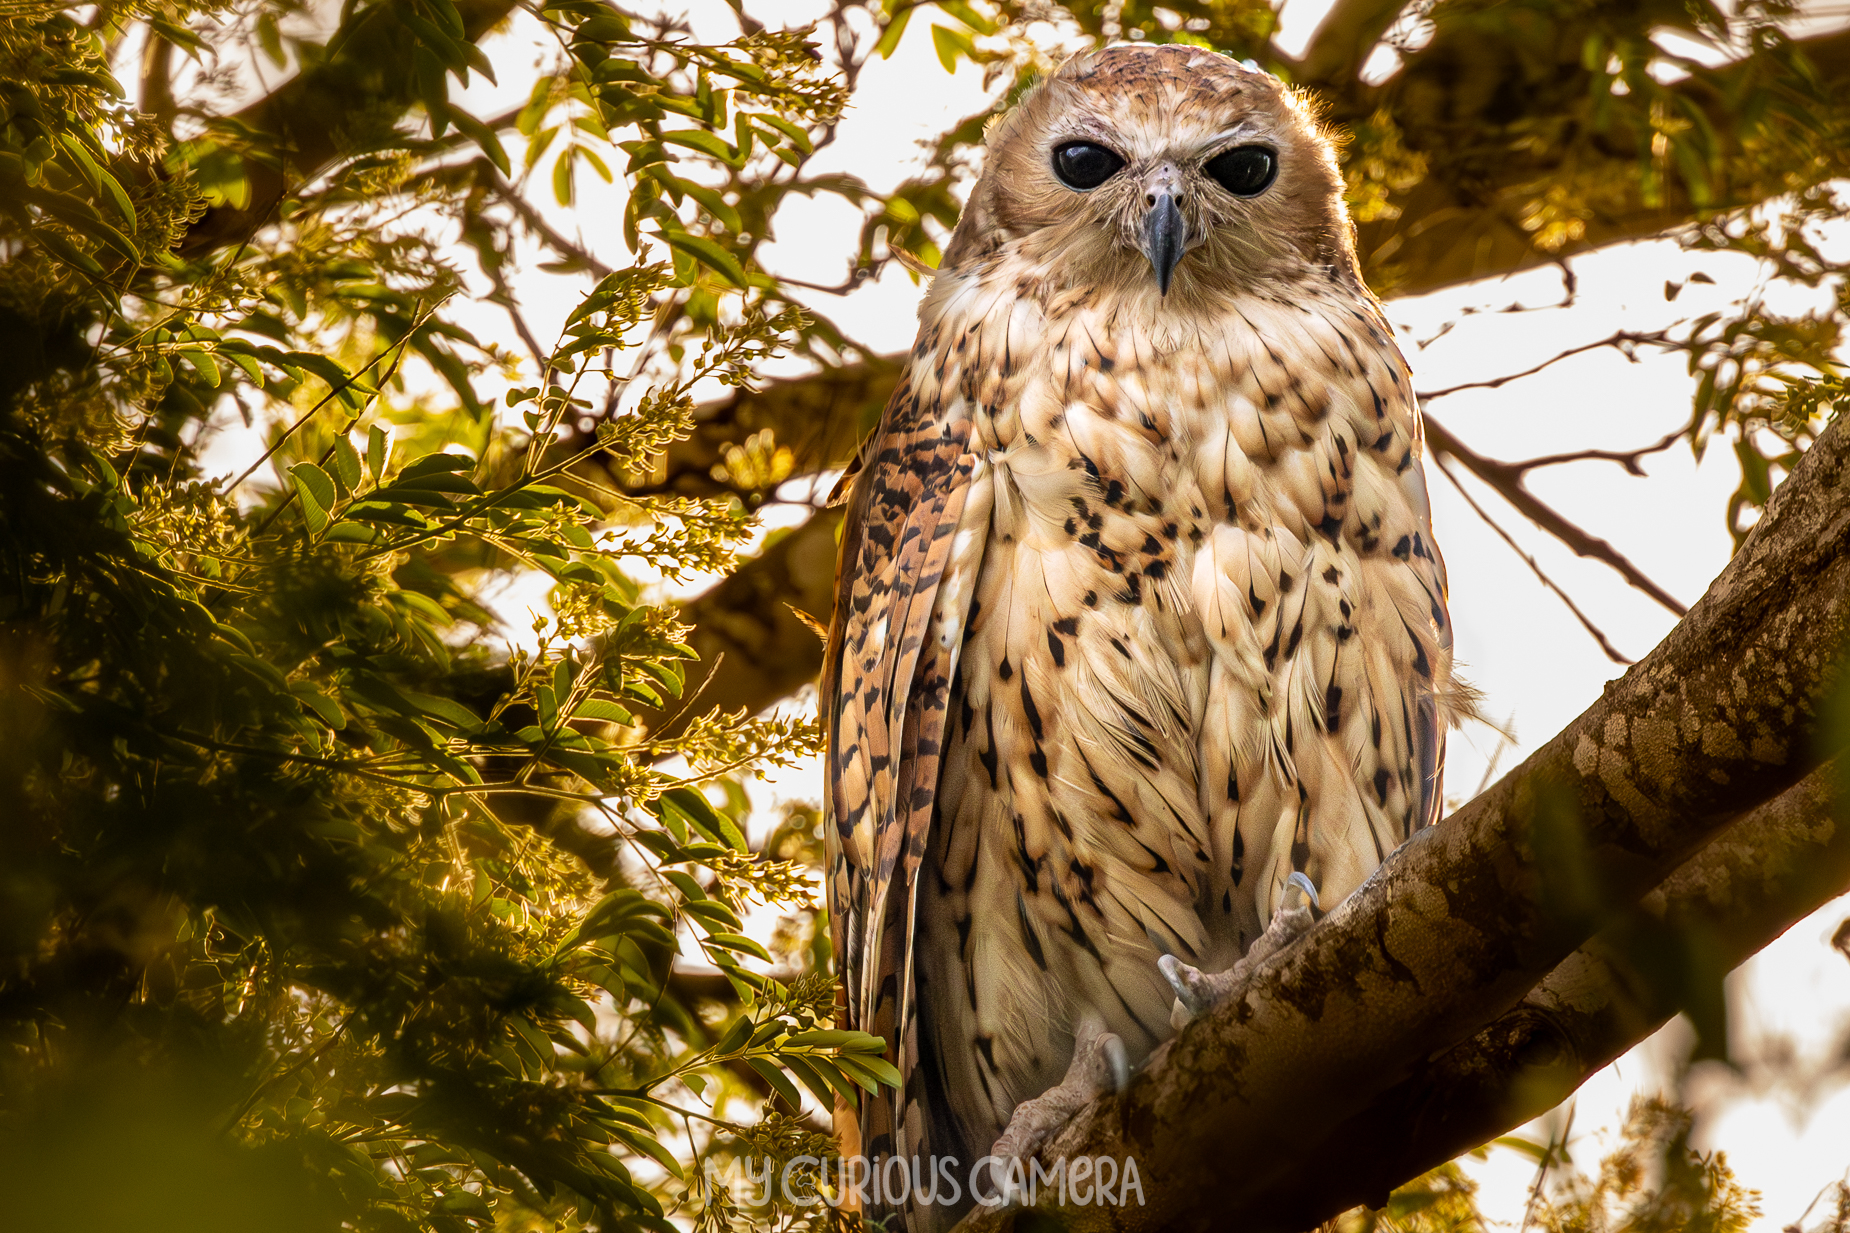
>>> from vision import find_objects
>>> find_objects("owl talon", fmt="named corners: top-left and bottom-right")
top-left (1283, 870), bottom-right (1322, 912)
top-left (988, 1016), bottom-right (1125, 1181)
top-left (1163, 874), bottom-right (1323, 1026)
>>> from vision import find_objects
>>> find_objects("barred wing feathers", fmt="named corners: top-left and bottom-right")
top-left (823, 358), bottom-right (990, 1165)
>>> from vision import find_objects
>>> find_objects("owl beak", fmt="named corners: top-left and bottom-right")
top-left (1141, 190), bottom-right (1187, 296)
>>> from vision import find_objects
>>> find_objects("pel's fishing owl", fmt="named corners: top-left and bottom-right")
top-left (822, 44), bottom-right (1466, 1227)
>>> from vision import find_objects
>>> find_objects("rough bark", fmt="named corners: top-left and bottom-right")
top-left (1279, 757), bottom-right (1850, 1228)
top-left (943, 415), bottom-right (1850, 1233)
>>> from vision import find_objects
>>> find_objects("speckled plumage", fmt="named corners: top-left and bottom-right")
top-left (822, 44), bottom-right (1466, 1228)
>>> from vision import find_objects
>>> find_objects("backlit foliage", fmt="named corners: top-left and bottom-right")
top-left (1533, 1098), bottom-right (1760, 1233)
top-left (0, 2), bottom-right (890, 1230)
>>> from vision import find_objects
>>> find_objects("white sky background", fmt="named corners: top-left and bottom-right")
top-left (175, 0), bottom-right (1850, 1221)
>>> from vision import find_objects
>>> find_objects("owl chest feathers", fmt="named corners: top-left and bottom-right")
top-left (912, 262), bottom-right (1454, 1138)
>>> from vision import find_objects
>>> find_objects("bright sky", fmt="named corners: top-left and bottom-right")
top-left (181, 0), bottom-right (1850, 1221)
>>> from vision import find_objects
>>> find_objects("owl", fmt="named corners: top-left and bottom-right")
top-left (821, 44), bottom-right (1465, 1228)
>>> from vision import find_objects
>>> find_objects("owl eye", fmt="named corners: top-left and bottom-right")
top-left (1204, 145), bottom-right (1278, 197)
top-left (1052, 142), bottom-right (1126, 191)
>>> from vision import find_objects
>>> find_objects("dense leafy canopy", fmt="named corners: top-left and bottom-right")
top-left (0, 3), bottom-right (881, 1229)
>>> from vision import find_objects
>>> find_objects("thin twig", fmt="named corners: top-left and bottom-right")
top-left (242, 302), bottom-right (432, 543)
top-left (1500, 425), bottom-right (1687, 478)
top-left (1518, 1102), bottom-right (1575, 1233)
top-left (224, 298), bottom-right (444, 496)
top-left (1470, 715), bottom-right (1518, 799)
top-left (1435, 456), bottom-right (1635, 665)
top-left (1424, 414), bottom-right (1689, 617)
top-left (1416, 329), bottom-right (1673, 402)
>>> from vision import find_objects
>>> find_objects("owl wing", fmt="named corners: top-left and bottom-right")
top-left (1407, 413), bottom-right (1451, 836)
top-left (823, 364), bottom-right (986, 1158)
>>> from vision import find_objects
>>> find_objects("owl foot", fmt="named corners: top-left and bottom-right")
top-left (987, 1015), bottom-right (1129, 1193)
top-left (1161, 871), bottom-right (1321, 1028)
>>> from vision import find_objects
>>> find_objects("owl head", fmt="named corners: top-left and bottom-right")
top-left (940, 45), bottom-right (1356, 300)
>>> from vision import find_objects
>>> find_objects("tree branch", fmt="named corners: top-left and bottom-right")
top-left (1343, 24), bottom-right (1850, 296)
top-left (1415, 331), bottom-right (1674, 403)
top-left (1294, 0), bottom-right (1410, 89)
top-left (949, 413), bottom-right (1850, 1233)
top-left (1278, 757), bottom-right (1850, 1227)
top-left (1433, 455), bottom-right (1635, 665)
top-left (177, 0), bottom-right (520, 256)
top-left (1422, 412), bottom-right (1689, 617)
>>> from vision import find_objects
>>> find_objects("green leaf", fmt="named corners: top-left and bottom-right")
top-left (845, 1053), bottom-right (902, 1087)
top-left (322, 523), bottom-right (384, 544)
top-left (704, 932), bottom-right (773, 962)
top-left (178, 348), bottom-right (221, 387)
top-left (256, 11), bottom-right (285, 65)
top-left (658, 229), bottom-right (747, 288)
top-left (344, 501), bottom-right (431, 527)
top-left (646, 169), bottom-right (741, 231)
top-left (801, 1056), bottom-right (863, 1103)
top-left (392, 589), bottom-right (454, 626)
top-left (290, 463), bottom-right (337, 533)
top-left (33, 229), bottom-right (104, 277)
top-left (931, 24), bottom-right (976, 72)
top-left (399, 689), bottom-right (480, 732)
top-left (681, 899), bottom-right (742, 931)
top-left (447, 105), bottom-right (511, 176)
top-left (29, 186), bottom-right (140, 261)
top-left (935, 0), bottom-right (997, 34)
top-left (662, 869), bottom-right (706, 900)
top-left (331, 435), bottom-right (363, 492)
top-left (57, 132), bottom-right (138, 228)
top-left (609, 1125), bottom-right (685, 1180)
top-left (553, 146), bottom-right (576, 205)
top-left (745, 1058), bottom-right (804, 1109)
top-left (574, 698), bottom-right (635, 723)
top-left (286, 352), bottom-right (366, 407)
top-left (753, 113), bottom-right (814, 154)
top-left (783, 1029), bottom-right (862, 1048)
top-left (434, 1191), bottom-right (493, 1218)
top-left (525, 124), bottom-right (560, 170)
top-left (712, 1015), bottom-right (753, 1055)
top-left (289, 684), bottom-right (346, 729)
top-left (575, 13), bottom-right (633, 41)
top-left (658, 129), bottom-right (739, 163)
top-left (780, 1055), bottom-right (838, 1106)
top-left (832, 1052), bottom-right (900, 1092)
top-left (400, 452), bottom-right (477, 478)
top-left (873, 3), bottom-right (913, 57)
top-left (658, 787), bottom-right (747, 849)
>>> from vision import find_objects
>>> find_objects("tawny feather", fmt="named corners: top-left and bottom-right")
top-left (823, 44), bottom-right (1468, 1229)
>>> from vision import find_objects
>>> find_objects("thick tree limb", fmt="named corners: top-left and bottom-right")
top-left (177, 0), bottom-right (520, 256)
top-left (1339, 24), bottom-right (1850, 295)
top-left (948, 414), bottom-right (1850, 1233)
top-left (1293, 0), bottom-right (1409, 90)
top-left (1282, 757), bottom-right (1850, 1227)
